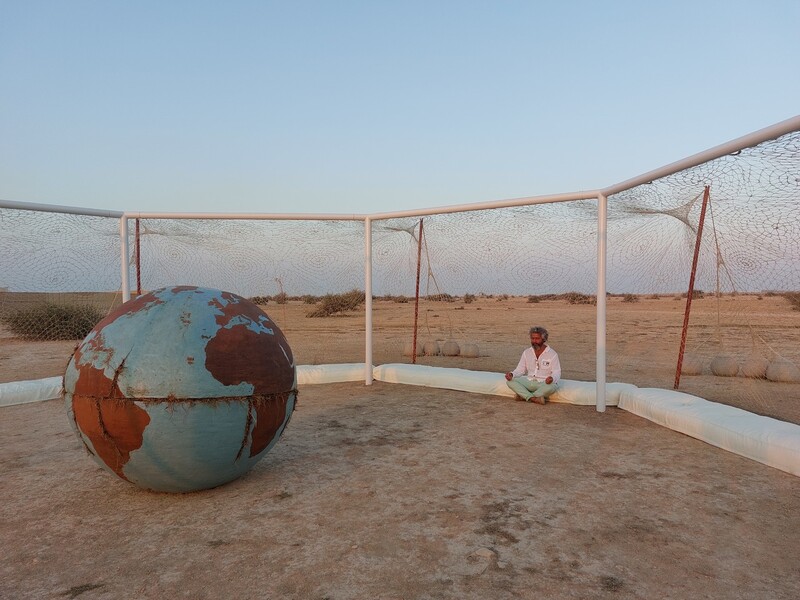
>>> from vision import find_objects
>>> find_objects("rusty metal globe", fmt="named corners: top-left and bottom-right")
top-left (64, 286), bottom-right (296, 493)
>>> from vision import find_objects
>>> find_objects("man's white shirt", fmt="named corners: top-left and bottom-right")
top-left (511, 346), bottom-right (561, 383)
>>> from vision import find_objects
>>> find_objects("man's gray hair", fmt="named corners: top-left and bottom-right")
top-left (529, 326), bottom-right (549, 342)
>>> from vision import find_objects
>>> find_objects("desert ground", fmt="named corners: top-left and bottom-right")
top-left (2, 293), bottom-right (799, 423)
top-left (1, 294), bottom-right (799, 598)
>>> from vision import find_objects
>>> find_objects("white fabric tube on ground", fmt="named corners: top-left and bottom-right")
top-left (618, 387), bottom-right (800, 477)
top-left (0, 376), bottom-right (62, 407)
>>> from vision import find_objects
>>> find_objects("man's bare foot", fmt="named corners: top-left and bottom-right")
top-left (531, 397), bottom-right (547, 405)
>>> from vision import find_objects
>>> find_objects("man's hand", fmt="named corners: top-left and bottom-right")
top-left (505, 372), bottom-right (513, 381)
top-left (545, 376), bottom-right (553, 385)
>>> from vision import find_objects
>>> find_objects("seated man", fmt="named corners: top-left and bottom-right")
top-left (505, 326), bottom-right (561, 404)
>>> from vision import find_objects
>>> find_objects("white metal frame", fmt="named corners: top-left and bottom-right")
top-left (3, 115), bottom-right (799, 412)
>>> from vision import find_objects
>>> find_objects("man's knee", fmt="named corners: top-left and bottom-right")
top-left (532, 383), bottom-right (557, 398)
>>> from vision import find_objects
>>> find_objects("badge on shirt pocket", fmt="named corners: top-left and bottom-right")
top-left (542, 360), bottom-right (550, 367)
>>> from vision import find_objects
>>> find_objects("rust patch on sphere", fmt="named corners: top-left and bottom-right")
top-left (92, 290), bottom-right (169, 331)
top-left (69, 347), bottom-right (149, 480)
top-left (71, 397), bottom-right (150, 480)
top-left (205, 297), bottom-right (295, 395)
top-left (250, 393), bottom-right (293, 457)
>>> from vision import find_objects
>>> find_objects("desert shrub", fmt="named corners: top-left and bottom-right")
top-left (273, 292), bottom-right (288, 305)
top-left (428, 293), bottom-right (454, 302)
top-left (391, 295), bottom-right (409, 303)
top-left (681, 290), bottom-right (705, 299)
top-left (496, 294), bottom-right (509, 301)
top-left (249, 296), bottom-right (269, 305)
top-left (622, 294), bottom-right (639, 303)
top-left (648, 294), bottom-right (660, 300)
top-left (527, 295), bottom-right (540, 303)
top-left (463, 293), bottom-right (475, 304)
top-left (562, 292), bottom-right (596, 305)
top-left (2, 303), bottom-right (104, 340)
top-left (307, 289), bottom-right (366, 317)
top-left (784, 292), bottom-right (800, 311)
top-left (301, 295), bottom-right (319, 305)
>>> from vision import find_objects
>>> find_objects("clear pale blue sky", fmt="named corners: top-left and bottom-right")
top-left (1, 1), bottom-right (798, 215)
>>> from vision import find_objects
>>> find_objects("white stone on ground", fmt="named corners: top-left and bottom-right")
top-left (681, 355), bottom-right (704, 376)
top-left (710, 355), bottom-right (739, 377)
top-left (402, 341), bottom-right (423, 357)
top-left (462, 343), bottom-right (480, 358)
top-left (739, 357), bottom-right (769, 379)
top-left (442, 340), bottom-right (460, 356)
top-left (423, 340), bottom-right (441, 356)
top-left (766, 359), bottom-right (800, 383)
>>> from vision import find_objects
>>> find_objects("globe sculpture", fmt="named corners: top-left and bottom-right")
top-left (64, 286), bottom-right (296, 493)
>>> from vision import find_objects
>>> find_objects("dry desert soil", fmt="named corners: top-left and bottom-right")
top-left (1, 294), bottom-right (799, 599)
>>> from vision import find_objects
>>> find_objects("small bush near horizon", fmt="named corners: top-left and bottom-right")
top-left (273, 292), bottom-right (288, 305)
top-left (527, 295), bottom-right (540, 303)
top-left (429, 293), bottom-right (454, 302)
top-left (563, 292), bottom-right (596, 305)
top-left (249, 296), bottom-right (269, 305)
top-left (622, 294), bottom-right (639, 303)
top-left (2, 303), bottom-right (104, 340)
top-left (784, 292), bottom-right (800, 311)
top-left (307, 289), bottom-right (366, 317)
top-left (463, 293), bottom-right (475, 304)
top-left (681, 290), bottom-right (705, 299)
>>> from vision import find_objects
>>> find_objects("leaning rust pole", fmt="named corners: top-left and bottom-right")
top-left (412, 219), bottom-right (424, 364)
top-left (674, 185), bottom-right (711, 389)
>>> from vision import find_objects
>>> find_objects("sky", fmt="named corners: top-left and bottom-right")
top-left (1, 1), bottom-right (798, 216)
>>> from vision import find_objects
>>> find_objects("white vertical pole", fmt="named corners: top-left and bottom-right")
top-left (364, 217), bottom-right (374, 385)
top-left (596, 193), bottom-right (607, 412)
top-left (120, 216), bottom-right (131, 303)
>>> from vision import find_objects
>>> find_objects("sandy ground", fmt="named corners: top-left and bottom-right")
top-left (2, 382), bottom-right (799, 600)
top-left (3, 295), bottom-right (799, 424)
top-left (2, 294), bottom-right (800, 598)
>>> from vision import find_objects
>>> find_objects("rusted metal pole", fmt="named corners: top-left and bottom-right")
top-left (135, 218), bottom-right (142, 296)
top-left (674, 185), bottom-right (711, 389)
top-left (412, 219), bottom-right (424, 364)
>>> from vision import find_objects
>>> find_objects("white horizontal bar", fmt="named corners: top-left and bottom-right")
top-left (602, 114), bottom-right (800, 197)
top-left (123, 212), bottom-right (367, 221)
top-left (0, 198), bottom-right (123, 218)
top-left (369, 190), bottom-right (601, 221)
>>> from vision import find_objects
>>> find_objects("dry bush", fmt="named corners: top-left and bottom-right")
top-left (562, 292), bottom-right (597, 305)
top-left (249, 296), bottom-right (269, 305)
top-left (428, 293), bottom-right (454, 302)
top-left (307, 289), bottom-right (366, 317)
top-left (463, 293), bottom-right (476, 304)
top-left (622, 294), bottom-right (639, 303)
top-left (1, 303), bottom-right (104, 340)
top-left (681, 290), bottom-right (705, 299)
top-left (527, 295), bottom-right (540, 303)
top-left (784, 292), bottom-right (800, 311)
top-left (273, 292), bottom-right (288, 305)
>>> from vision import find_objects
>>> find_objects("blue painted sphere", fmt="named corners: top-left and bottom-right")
top-left (64, 286), bottom-right (296, 492)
